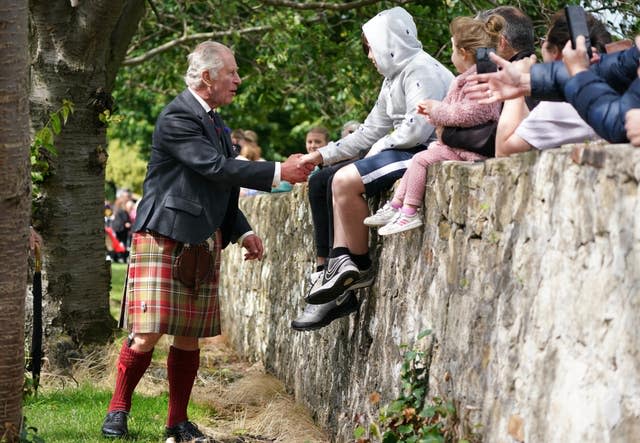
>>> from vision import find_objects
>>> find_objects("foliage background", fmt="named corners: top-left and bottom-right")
top-left (106, 0), bottom-right (639, 190)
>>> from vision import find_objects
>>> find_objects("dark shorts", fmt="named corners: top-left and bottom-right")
top-left (353, 146), bottom-right (428, 197)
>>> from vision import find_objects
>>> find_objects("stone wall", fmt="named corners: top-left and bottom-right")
top-left (219, 144), bottom-right (640, 443)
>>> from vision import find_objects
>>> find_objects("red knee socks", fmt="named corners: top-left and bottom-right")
top-left (108, 340), bottom-right (153, 412)
top-left (166, 346), bottom-right (200, 427)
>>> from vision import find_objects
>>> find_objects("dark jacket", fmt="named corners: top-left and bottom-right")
top-left (563, 69), bottom-right (640, 143)
top-left (133, 90), bottom-right (275, 246)
top-left (530, 45), bottom-right (639, 101)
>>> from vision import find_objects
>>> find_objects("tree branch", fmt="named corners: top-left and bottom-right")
top-left (122, 25), bottom-right (273, 65)
top-left (122, 0), bottom-right (418, 66)
top-left (258, 0), bottom-right (415, 11)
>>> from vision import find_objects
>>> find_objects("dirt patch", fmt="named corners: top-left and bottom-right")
top-left (191, 335), bottom-right (329, 443)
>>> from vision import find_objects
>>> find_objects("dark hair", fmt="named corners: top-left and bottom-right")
top-left (307, 126), bottom-right (330, 140)
top-left (479, 6), bottom-right (535, 54)
top-left (546, 10), bottom-right (612, 54)
top-left (361, 33), bottom-right (370, 57)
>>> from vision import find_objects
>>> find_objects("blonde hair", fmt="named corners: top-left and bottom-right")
top-left (240, 142), bottom-right (262, 161)
top-left (449, 15), bottom-right (505, 62)
top-left (243, 129), bottom-right (259, 144)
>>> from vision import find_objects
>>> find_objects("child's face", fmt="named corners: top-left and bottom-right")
top-left (306, 132), bottom-right (328, 153)
top-left (450, 37), bottom-right (470, 74)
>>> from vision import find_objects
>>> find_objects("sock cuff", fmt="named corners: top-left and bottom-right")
top-left (167, 346), bottom-right (200, 367)
top-left (401, 206), bottom-right (417, 216)
top-left (389, 200), bottom-right (402, 209)
top-left (329, 247), bottom-right (350, 258)
top-left (120, 340), bottom-right (153, 365)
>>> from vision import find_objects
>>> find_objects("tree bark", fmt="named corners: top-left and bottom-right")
top-left (0, 0), bottom-right (31, 440)
top-left (28, 0), bottom-right (145, 360)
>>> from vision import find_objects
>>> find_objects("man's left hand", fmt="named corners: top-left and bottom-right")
top-left (242, 233), bottom-right (264, 261)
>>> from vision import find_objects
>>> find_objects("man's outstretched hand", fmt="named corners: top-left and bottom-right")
top-left (281, 153), bottom-right (315, 183)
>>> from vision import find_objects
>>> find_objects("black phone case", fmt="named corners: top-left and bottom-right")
top-left (476, 47), bottom-right (497, 74)
top-left (565, 5), bottom-right (592, 59)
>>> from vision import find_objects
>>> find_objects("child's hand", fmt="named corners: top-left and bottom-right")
top-left (435, 126), bottom-right (443, 142)
top-left (417, 99), bottom-right (440, 117)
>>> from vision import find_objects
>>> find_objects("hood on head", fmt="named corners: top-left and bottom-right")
top-left (362, 7), bottom-right (423, 78)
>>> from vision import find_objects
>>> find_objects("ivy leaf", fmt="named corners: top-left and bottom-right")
top-left (39, 127), bottom-right (54, 148)
top-left (51, 113), bottom-right (61, 134)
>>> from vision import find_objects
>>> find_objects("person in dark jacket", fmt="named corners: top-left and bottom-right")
top-left (466, 35), bottom-right (640, 144)
top-left (100, 41), bottom-right (312, 442)
top-left (562, 35), bottom-right (640, 143)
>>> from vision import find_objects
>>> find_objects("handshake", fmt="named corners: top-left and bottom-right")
top-left (280, 152), bottom-right (323, 184)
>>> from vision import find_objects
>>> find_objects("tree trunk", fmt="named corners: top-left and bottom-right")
top-left (28, 0), bottom-right (145, 363)
top-left (0, 1), bottom-right (31, 440)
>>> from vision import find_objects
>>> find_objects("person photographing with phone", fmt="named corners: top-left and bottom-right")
top-left (365, 13), bottom-right (505, 235)
top-left (465, 8), bottom-right (640, 145)
top-left (492, 9), bottom-right (611, 157)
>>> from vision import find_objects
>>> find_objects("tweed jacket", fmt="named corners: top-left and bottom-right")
top-left (133, 89), bottom-right (276, 246)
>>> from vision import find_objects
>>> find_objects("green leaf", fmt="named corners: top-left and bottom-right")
top-left (417, 329), bottom-right (432, 340)
top-left (420, 405), bottom-right (436, 418)
top-left (40, 127), bottom-right (54, 147)
top-left (397, 424), bottom-right (413, 434)
top-left (51, 113), bottom-right (61, 134)
top-left (354, 426), bottom-right (365, 438)
top-left (388, 400), bottom-right (405, 414)
top-left (382, 432), bottom-right (399, 443)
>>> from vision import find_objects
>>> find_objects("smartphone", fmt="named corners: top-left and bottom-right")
top-left (476, 47), bottom-right (497, 74)
top-left (565, 5), bottom-right (592, 59)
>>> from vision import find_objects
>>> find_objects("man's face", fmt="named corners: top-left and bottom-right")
top-left (305, 132), bottom-right (328, 153)
top-left (207, 50), bottom-right (241, 108)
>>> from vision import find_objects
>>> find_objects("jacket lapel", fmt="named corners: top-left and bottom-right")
top-left (179, 90), bottom-right (232, 157)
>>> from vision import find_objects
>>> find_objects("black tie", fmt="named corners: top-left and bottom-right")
top-left (208, 110), bottom-right (231, 156)
top-left (208, 110), bottom-right (222, 136)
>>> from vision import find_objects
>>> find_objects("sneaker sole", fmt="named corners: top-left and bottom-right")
top-left (102, 430), bottom-right (128, 438)
top-left (379, 222), bottom-right (422, 236)
top-left (291, 298), bottom-right (358, 331)
top-left (363, 218), bottom-right (394, 227)
top-left (306, 269), bottom-right (360, 304)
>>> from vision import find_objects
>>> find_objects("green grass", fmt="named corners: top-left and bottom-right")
top-left (23, 384), bottom-right (216, 442)
top-left (109, 262), bottom-right (127, 320)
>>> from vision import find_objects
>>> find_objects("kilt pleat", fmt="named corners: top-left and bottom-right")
top-left (119, 230), bottom-right (222, 337)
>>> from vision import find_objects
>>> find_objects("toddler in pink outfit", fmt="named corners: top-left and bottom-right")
top-left (364, 14), bottom-right (504, 235)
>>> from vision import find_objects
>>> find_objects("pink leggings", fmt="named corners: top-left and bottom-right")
top-left (394, 141), bottom-right (486, 208)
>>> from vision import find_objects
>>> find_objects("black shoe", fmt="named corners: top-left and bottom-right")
top-left (165, 421), bottom-right (209, 442)
top-left (101, 410), bottom-right (128, 438)
top-left (291, 291), bottom-right (359, 331)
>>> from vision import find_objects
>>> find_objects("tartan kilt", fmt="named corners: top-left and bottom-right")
top-left (119, 230), bottom-right (222, 337)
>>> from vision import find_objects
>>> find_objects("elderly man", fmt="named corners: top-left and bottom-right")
top-left (101, 41), bottom-right (312, 442)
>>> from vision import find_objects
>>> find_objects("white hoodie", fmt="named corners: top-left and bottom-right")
top-left (318, 7), bottom-right (454, 165)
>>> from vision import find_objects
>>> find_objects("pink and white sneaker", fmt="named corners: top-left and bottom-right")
top-left (378, 211), bottom-right (423, 236)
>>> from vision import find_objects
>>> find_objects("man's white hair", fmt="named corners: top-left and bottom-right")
top-left (184, 41), bottom-right (230, 89)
